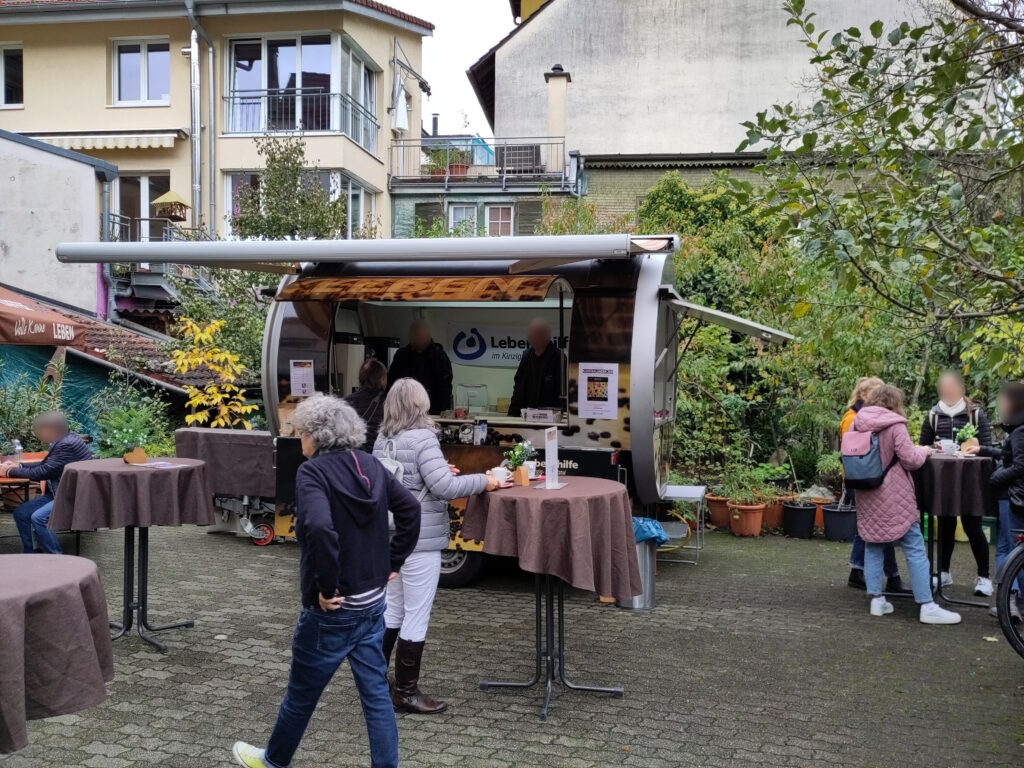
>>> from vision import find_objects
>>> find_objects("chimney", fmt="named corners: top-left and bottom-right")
top-left (432, 113), bottom-right (439, 136)
top-left (544, 64), bottom-right (571, 173)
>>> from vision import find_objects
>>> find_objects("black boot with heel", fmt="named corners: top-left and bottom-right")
top-left (392, 638), bottom-right (447, 714)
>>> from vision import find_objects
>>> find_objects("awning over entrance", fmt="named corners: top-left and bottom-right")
top-left (660, 286), bottom-right (792, 344)
top-left (0, 286), bottom-right (84, 348)
top-left (276, 275), bottom-right (559, 303)
top-left (25, 129), bottom-right (185, 151)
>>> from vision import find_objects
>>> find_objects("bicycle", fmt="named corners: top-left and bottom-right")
top-left (995, 527), bottom-right (1024, 659)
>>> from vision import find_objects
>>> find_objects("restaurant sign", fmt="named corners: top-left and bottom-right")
top-left (447, 323), bottom-right (566, 368)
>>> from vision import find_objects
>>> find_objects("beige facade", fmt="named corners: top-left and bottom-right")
top-left (0, 2), bottom-right (430, 238)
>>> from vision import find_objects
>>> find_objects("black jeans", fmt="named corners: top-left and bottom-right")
top-left (937, 515), bottom-right (989, 577)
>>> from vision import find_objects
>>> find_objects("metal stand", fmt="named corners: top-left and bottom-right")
top-left (479, 574), bottom-right (623, 721)
top-left (109, 526), bottom-right (194, 652)
top-left (926, 513), bottom-right (988, 609)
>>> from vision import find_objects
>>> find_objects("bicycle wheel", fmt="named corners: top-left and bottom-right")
top-left (996, 543), bottom-right (1024, 659)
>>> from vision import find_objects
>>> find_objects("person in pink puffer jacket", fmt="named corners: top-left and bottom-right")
top-left (852, 385), bottom-right (962, 625)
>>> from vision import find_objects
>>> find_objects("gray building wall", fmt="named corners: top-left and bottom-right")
top-left (494, 0), bottom-right (908, 156)
top-left (0, 136), bottom-right (103, 311)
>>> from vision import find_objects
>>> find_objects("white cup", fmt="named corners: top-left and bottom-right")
top-left (490, 466), bottom-right (510, 484)
top-left (524, 460), bottom-right (538, 479)
top-left (939, 439), bottom-right (957, 455)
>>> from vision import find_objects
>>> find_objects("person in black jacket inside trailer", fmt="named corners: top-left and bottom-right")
top-left (508, 318), bottom-right (566, 417)
top-left (344, 358), bottom-right (387, 451)
top-left (387, 320), bottom-right (453, 414)
top-left (919, 370), bottom-right (994, 597)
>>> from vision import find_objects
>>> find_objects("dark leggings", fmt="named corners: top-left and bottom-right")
top-left (937, 516), bottom-right (990, 577)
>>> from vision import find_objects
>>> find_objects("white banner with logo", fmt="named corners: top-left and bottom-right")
top-left (447, 323), bottom-right (528, 368)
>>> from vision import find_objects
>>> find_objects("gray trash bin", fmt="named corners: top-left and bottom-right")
top-left (617, 539), bottom-right (656, 611)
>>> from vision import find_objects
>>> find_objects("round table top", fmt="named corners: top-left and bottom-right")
top-left (0, 555), bottom-right (113, 753)
top-left (51, 457), bottom-right (215, 531)
top-left (462, 477), bottom-right (641, 602)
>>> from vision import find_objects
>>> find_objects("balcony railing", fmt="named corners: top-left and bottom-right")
top-left (389, 136), bottom-right (568, 190)
top-left (224, 88), bottom-right (378, 153)
top-left (106, 214), bottom-right (213, 289)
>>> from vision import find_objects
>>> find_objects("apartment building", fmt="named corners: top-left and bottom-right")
top-left (0, 0), bottom-right (432, 242)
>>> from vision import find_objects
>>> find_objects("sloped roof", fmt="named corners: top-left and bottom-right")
top-left (0, 0), bottom-right (434, 32)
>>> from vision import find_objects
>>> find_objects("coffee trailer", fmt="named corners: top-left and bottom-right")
top-left (58, 234), bottom-right (790, 585)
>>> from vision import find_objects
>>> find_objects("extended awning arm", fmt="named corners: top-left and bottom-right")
top-left (659, 286), bottom-right (793, 345)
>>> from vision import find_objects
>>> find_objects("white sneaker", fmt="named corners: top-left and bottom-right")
top-left (931, 571), bottom-right (953, 588)
top-left (870, 596), bottom-right (894, 616)
top-left (919, 602), bottom-right (962, 625)
top-left (974, 576), bottom-right (993, 597)
top-left (232, 742), bottom-right (269, 768)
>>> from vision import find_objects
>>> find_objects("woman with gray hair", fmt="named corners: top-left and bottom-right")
top-left (233, 395), bottom-right (420, 768)
top-left (373, 378), bottom-right (498, 714)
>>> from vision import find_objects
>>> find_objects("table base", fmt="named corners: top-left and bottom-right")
top-left (924, 513), bottom-right (988, 610)
top-left (479, 574), bottom-right (623, 721)
top-left (109, 527), bottom-right (194, 652)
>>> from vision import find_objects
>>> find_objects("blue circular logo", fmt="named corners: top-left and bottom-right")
top-left (452, 328), bottom-right (487, 360)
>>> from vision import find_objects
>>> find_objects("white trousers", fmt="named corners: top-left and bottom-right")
top-left (385, 550), bottom-right (441, 642)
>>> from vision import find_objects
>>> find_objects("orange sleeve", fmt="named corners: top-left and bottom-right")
top-left (839, 409), bottom-right (855, 437)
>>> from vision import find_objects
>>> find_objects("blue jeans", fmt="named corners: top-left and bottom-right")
top-left (865, 523), bottom-right (932, 604)
top-left (264, 601), bottom-right (397, 768)
top-left (13, 496), bottom-right (61, 554)
top-left (850, 533), bottom-right (899, 577)
top-left (996, 500), bottom-right (1024, 595)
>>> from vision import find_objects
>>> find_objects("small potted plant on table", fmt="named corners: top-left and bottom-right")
top-left (503, 440), bottom-right (536, 486)
top-left (956, 423), bottom-right (979, 453)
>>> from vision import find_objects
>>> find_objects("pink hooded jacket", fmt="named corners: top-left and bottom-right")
top-left (850, 406), bottom-right (930, 543)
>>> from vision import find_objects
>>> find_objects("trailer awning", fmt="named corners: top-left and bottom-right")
top-left (661, 288), bottom-right (793, 344)
top-left (277, 275), bottom-right (559, 303)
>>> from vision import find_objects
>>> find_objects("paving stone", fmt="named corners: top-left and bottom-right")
top-left (1, 527), bottom-right (1021, 767)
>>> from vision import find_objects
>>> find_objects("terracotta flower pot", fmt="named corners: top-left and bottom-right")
top-left (448, 162), bottom-right (470, 177)
top-left (123, 447), bottom-right (147, 465)
top-left (811, 497), bottom-right (828, 530)
top-left (762, 496), bottom-right (788, 531)
top-left (706, 494), bottom-right (731, 530)
top-left (729, 502), bottom-right (765, 537)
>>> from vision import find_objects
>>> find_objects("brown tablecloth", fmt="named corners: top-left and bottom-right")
top-left (50, 458), bottom-right (215, 531)
top-left (0, 555), bottom-right (114, 752)
top-left (462, 477), bottom-right (643, 603)
top-left (914, 454), bottom-right (996, 518)
top-left (174, 428), bottom-right (276, 498)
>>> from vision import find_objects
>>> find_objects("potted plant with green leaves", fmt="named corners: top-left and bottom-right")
top-left (956, 423), bottom-right (979, 452)
top-left (448, 146), bottom-right (471, 176)
top-left (706, 480), bottom-right (731, 530)
top-left (504, 440), bottom-right (536, 486)
top-left (724, 467), bottom-right (766, 537)
top-left (753, 462), bottom-right (791, 531)
top-left (425, 147), bottom-right (447, 177)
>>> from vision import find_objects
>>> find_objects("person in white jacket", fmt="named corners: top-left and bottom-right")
top-left (373, 378), bottom-right (498, 714)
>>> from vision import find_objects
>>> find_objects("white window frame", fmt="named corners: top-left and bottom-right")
top-left (112, 37), bottom-right (170, 106)
top-left (114, 172), bottom-right (171, 243)
top-left (448, 204), bottom-right (478, 235)
top-left (485, 204), bottom-right (514, 237)
top-left (226, 32), bottom-right (338, 133)
top-left (0, 44), bottom-right (23, 108)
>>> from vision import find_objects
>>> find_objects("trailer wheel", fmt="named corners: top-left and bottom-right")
top-left (438, 550), bottom-right (484, 588)
top-left (251, 522), bottom-right (275, 547)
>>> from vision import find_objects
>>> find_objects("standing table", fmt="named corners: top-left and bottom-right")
top-left (462, 477), bottom-right (642, 720)
top-left (50, 458), bottom-right (215, 651)
top-left (0, 555), bottom-right (114, 752)
top-left (914, 453), bottom-right (995, 608)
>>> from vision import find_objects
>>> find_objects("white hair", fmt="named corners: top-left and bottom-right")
top-left (379, 378), bottom-right (436, 437)
top-left (291, 394), bottom-right (366, 452)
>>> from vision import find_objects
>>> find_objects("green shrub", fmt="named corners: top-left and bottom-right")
top-left (0, 363), bottom-right (66, 453)
top-left (90, 373), bottom-right (176, 459)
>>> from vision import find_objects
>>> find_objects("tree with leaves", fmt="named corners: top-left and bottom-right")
top-left (732, 0), bottom-right (1024, 389)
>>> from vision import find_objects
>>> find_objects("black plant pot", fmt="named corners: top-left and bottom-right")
top-left (823, 503), bottom-right (857, 542)
top-left (782, 501), bottom-right (816, 539)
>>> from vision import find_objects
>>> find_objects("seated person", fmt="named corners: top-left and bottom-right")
top-left (0, 411), bottom-right (93, 554)
top-left (508, 319), bottom-right (566, 417)
top-left (388, 320), bottom-right (453, 414)
top-left (343, 358), bottom-right (387, 452)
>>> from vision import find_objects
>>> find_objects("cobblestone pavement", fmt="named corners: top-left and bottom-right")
top-left (1, 526), bottom-right (1022, 768)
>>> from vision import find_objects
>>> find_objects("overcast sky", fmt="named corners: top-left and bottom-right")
top-left (385, 0), bottom-right (513, 137)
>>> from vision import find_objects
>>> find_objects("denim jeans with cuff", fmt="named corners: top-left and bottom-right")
top-left (865, 523), bottom-right (932, 604)
top-left (264, 600), bottom-right (397, 768)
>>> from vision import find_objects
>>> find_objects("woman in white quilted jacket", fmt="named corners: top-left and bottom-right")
top-left (373, 378), bottom-right (498, 714)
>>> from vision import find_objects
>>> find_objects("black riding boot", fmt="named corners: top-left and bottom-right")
top-left (392, 638), bottom-right (447, 714)
top-left (382, 627), bottom-right (400, 670)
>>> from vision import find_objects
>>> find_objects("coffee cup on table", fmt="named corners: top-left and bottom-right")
top-left (490, 466), bottom-right (510, 484)
top-left (939, 439), bottom-right (957, 455)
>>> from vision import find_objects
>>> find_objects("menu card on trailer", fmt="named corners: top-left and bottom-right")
top-left (542, 426), bottom-right (567, 490)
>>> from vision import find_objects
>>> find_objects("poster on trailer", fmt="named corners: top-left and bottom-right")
top-left (578, 362), bottom-right (619, 420)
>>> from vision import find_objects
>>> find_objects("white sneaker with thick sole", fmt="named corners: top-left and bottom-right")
top-left (920, 602), bottom-right (962, 625)
top-left (870, 596), bottom-right (894, 617)
top-left (931, 571), bottom-right (953, 589)
top-left (232, 742), bottom-right (269, 768)
top-left (973, 576), bottom-right (993, 596)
